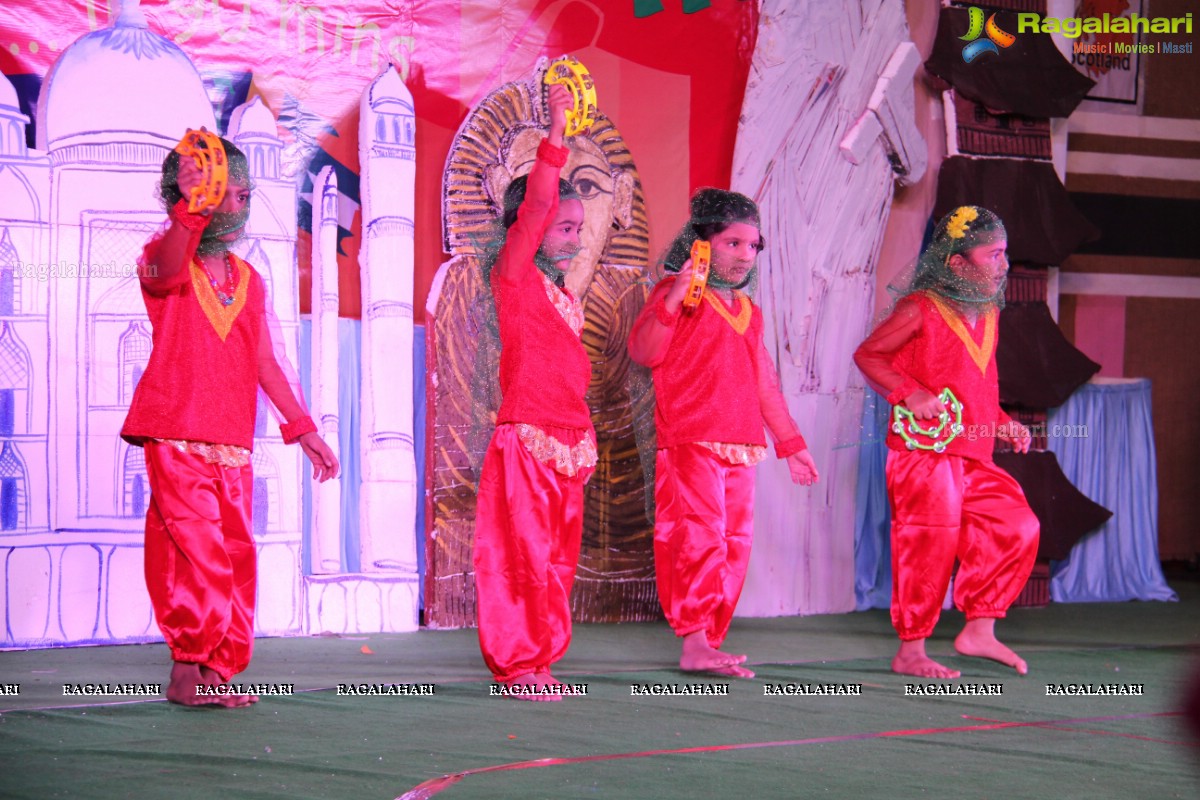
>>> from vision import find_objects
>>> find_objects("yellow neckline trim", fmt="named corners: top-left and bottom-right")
top-left (927, 293), bottom-right (996, 375)
top-left (703, 289), bottom-right (752, 335)
top-left (189, 254), bottom-right (250, 342)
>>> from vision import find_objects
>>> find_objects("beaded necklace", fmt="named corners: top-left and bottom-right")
top-left (197, 254), bottom-right (238, 307)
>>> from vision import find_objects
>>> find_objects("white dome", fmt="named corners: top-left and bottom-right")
top-left (36, 0), bottom-right (214, 151)
top-left (228, 96), bottom-right (278, 138)
top-left (367, 66), bottom-right (412, 109)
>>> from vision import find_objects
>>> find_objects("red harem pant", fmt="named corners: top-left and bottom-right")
top-left (474, 425), bottom-right (589, 682)
top-left (142, 441), bottom-right (256, 682)
top-left (654, 444), bottom-right (755, 648)
top-left (886, 449), bottom-right (1039, 641)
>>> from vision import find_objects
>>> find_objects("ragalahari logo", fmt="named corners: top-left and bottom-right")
top-left (961, 7), bottom-right (1017, 62)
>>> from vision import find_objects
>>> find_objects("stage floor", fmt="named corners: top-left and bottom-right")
top-left (3, 583), bottom-right (1198, 799)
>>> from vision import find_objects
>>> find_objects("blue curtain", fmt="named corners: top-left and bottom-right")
top-left (1047, 379), bottom-right (1176, 603)
top-left (853, 390), bottom-right (893, 610)
top-left (299, 320), bottom-right (427, 608)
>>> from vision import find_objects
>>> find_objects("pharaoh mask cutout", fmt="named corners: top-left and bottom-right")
top-left (427, 57), bottom-right (659, 627)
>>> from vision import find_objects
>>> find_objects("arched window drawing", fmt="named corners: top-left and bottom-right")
top-left (0, 440), bottom-right (28, 530)
top-left (122, 445), bottom-right (148, 519)
top-left (0, 227), bottom-right (20, 317)
top-left (118, 322), bottom-right (151, 405)
top-left (0, 322), bottom-right (31, 435)
top-left (249, 450), bottom-right (279, 538)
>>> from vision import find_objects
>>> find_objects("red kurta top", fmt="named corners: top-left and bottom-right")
top-left (875, 292), bottom-right (1008, 462)
top-left (491, 140), bottom-right (593, 436)
top-left (628, 277), bottom-right (806, 456)
top-left (122, 211), bottom-right (313, 450)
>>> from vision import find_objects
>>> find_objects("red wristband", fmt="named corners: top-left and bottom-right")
top-left (886, 378), bottom-right (919, 406)
top-left (654, 297), bottom-right (680, 328)
top-left (170, 198), bottom-right (211, 231)
top-left (280, 416), bottom-right (317, 444)
top-left (775, 435), bottom-right (808, 459)
top-left (537, 139), bottom-right (569, 168)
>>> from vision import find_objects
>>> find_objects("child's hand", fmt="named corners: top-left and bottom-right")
top-left (664, 257), bottom-right (696, 312)
top-left (175, 157), bottom-right (220, 216)
top-left (547, 83), bottom-right (572, 144)
top-left (299, 431), bottom-right (340, 482)
top-left (901, 388), bottom-right (945, 420)
top-left (786, 449), bottom-right (819, 486)
top-left (998, 420), bottom-right (1032, 454)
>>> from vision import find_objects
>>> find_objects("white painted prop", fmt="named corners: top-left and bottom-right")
top-left (840, 41), bottom-right (927, 186)
top-left (732, 0), bottom-right (922, 618)
top-left (356, 66), bottom-right (420, 583)
top-left (310, 165), bottom-right (342, 573)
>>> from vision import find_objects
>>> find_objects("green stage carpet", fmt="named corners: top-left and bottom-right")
top-left (2, 585), bottom-right (1198, 799)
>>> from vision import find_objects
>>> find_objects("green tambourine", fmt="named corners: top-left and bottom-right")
top-left (891, 388), bottom-right (964, 453)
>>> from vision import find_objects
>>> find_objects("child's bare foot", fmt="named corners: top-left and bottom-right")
top-left (708, 663), bottom-right (756, 678)
top-left (166, 662), bottom-right (257, 708)
top-left (955, 618), bottom-right (1028, 675)
top-left (892, 639), bottom-right (961, 679)
top-left (501, 672), bottom-right (562, 702)
top-left (679, 630), bottom-right (750, 676)
top-left (534, 671), bottom-right (584, 697)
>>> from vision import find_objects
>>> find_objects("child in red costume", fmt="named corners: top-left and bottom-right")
top-left (629, 189), bottom-right (818, 678)
top-left (854, 205), bottom-right (1039, 679)
top-left (472, 85), bottom-right (594, 701)
top-left (122, 137), bottom-right (339, 707)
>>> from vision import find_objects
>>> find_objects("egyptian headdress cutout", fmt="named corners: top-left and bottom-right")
top-left (441, 60), bottom-right (648, 276)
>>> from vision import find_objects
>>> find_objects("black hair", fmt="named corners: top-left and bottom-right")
top-left (662, 187), bottom-right (765, 274)
top-left (688, 187), bottom-right (765, 250)
top-left (501, 175), bottom-right (581, 229)
top-left (158, 135), bottom-right (249, 210)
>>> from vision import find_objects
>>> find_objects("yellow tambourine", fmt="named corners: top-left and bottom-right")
top-left (174, 128), bottom-right (228, 213)
top-left (543, 56), bottom-right (597, 137)
top-left (891, 388), bottom-right (964, 453)
top-left (683, 239), bottom-right (711, 310)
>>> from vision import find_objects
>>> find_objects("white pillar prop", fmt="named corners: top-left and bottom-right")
top-left (357, 66), bottom-right (418, 572)
top-left (310, 164), bottom-right (342, 573)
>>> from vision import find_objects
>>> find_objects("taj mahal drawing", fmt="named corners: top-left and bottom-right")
top-left (0, 0), bottom-right (420, 648)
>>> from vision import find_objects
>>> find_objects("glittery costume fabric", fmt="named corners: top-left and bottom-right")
top-left (120, 205), bottom-right (311, 450)
top-left (628, 276), bottom-right (806, 457)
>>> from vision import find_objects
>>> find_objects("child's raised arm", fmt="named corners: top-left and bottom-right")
top-left (493, 85), bottom-right (573, 285)
top-left (139, 158), bottom-right (214, 294)
top-left (628, 260), bottom-right (699, 366)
